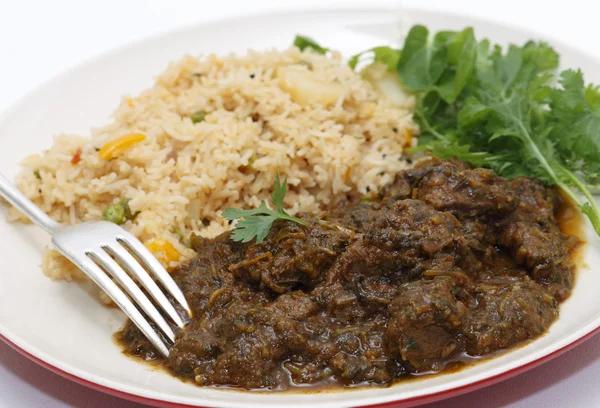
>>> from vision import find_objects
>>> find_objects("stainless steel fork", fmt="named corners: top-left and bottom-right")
top-left (0, 174), bottom-right (191, 357)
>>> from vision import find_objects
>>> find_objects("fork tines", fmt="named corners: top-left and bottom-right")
top-left (53, 222), bottom-right (191, 357)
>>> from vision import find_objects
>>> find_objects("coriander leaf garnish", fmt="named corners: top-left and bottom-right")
top-left (222, 174), bottom-right (308, 243)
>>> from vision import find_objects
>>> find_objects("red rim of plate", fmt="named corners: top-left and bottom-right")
top-left (1, 328), bottom-right (599, 408)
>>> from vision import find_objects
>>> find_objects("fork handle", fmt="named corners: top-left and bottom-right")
top-left (0, 173), bottom-right (60, 234)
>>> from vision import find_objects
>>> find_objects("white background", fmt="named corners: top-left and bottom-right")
top-left (0, 0), bottom-right (599, 407)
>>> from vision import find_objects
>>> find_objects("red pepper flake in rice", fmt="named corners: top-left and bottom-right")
top-left (71, 148), bottom-right (83, 165)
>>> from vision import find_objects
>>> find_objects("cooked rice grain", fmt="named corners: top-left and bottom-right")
top-left (9, 47), bottom-right (416, 281)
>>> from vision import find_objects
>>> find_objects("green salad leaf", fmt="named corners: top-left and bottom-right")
top-left (348, 46), bottom-right (400, 71)
top-left (222, 174), bottom-right (308, 243)
top-left (293, 35), bottom-right (328, 54)
top-left (391, 25), bottom-right (600, 234)
top-left (396, 26), bottom-right (478, 103)
top-left (396, 26), bottom-right (448, 92)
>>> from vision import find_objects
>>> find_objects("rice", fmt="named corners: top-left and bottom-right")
top-left (8, 47), bottom-right (416, 283)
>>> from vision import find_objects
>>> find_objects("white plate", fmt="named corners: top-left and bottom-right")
top-left (0, 6), bottom-right (599, 408)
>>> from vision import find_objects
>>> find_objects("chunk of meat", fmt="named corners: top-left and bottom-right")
top-left (499, 219), bottom-right (566, 269)
top-left (466, 279), bottom-right (558, 355)
top-left (324, 201), bottom-right (383, 232)
top-left (173, 233), bottom-right (244, 312)
top-left (228, 220), bottom-right (352, 293)
top-left (167, 285), bottom-right (273, 381)
top-left (380, 171), bottom-right (412, 202)
top-left (496, 178), bottom-right (578, 300)
top-left (166, 324), bottom-right (221, 376)
top-left (363, 199), bottom-right (463, 256)
top-left (317, 199), bottom-right (478, 322)
top-left (379, 157), bottom-right (452, 203)
top-left (209, 331), bottom-right (288, 388)
top-left (509, 178), bottom-right (557, 223)
top-left (386, 277), bottom-right (470, 372)
top-left (414, 160), bottom-right (518, 217)
top-left (341, 199), bottom-right (478, 283)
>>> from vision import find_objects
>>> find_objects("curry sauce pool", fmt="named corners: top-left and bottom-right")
top-left (116, 158), bottom-right (583, 390)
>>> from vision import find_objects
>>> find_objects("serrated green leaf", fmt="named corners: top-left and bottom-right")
top-left (271, 173), bottom-right (287, 212)
top-left (223, 174), bottom-right (307, 243)
top-left (585, 84), bottom-right (600, 109)
top-left (232, 215), bottom-right (277, 243)
top-left (222, 200), bottom-right (270, 220)
top-left (522, 41), bottom-right (559, 71)
top-left (458, 97), bottom-right (492, 128)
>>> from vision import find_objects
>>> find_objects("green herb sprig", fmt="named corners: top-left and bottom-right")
top-left (337, 25), bottom-right (600, 235)
top-left (222, 174), bottom-right (307, 243)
